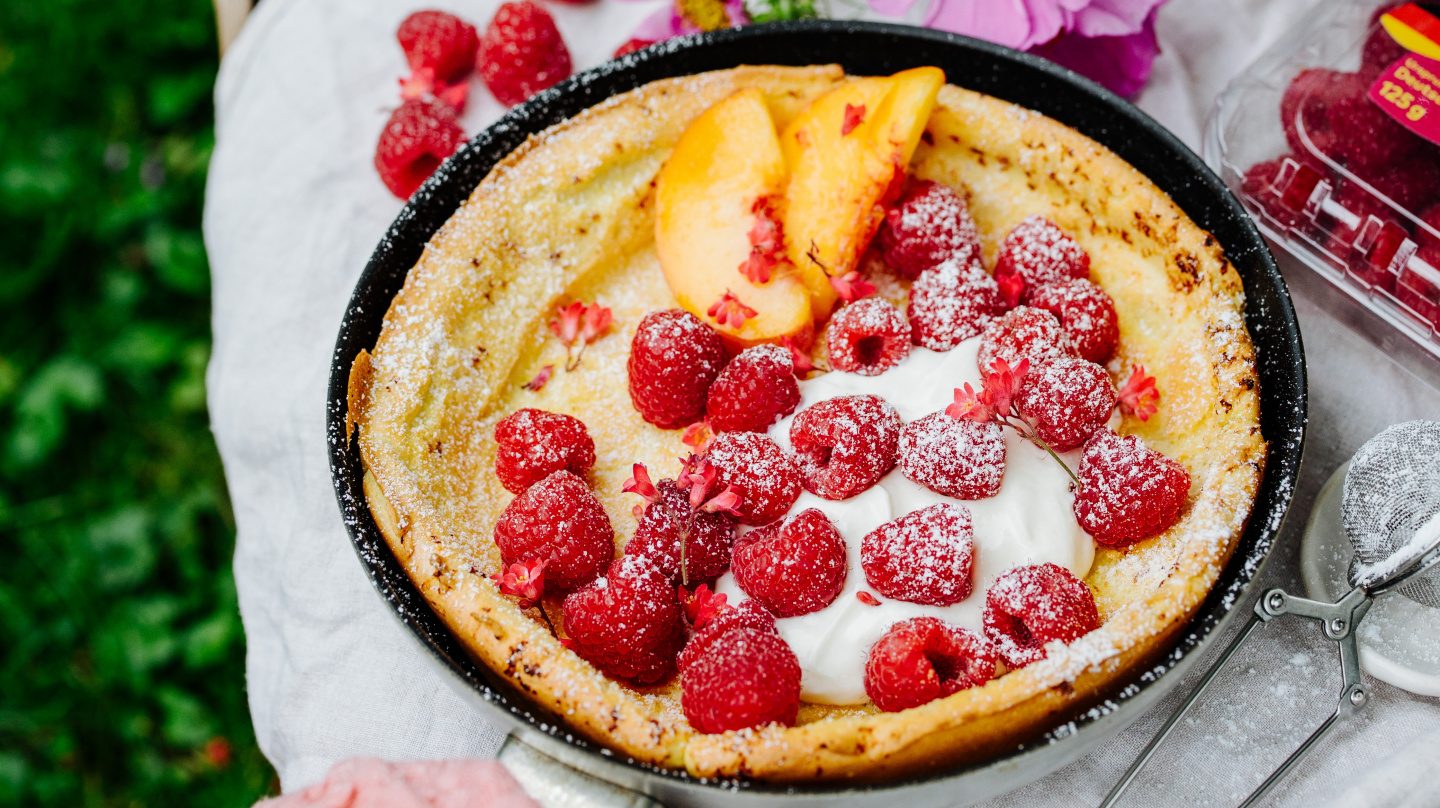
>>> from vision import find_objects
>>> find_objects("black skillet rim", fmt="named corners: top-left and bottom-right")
top-left (325, 19), bottom-right (1307, 797)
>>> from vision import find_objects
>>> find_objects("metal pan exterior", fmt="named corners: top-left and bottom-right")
top-left (325, 20), bottom-right (1307, 806)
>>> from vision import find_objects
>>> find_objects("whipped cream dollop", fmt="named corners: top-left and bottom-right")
top-left (714, 339), bottom-right (1096, 705)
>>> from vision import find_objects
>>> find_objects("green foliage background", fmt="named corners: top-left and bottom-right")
top-left (0, 1), bottom-right (274, 803)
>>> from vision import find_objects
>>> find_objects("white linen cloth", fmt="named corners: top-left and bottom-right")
top-left (204, 0), bottom-right (1440, 803)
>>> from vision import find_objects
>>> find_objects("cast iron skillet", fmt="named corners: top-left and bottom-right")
top-left (327, 20), bottom-right (1307, 806)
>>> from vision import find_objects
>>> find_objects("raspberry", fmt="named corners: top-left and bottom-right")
top-left (732, 509), bottom-right (848, 617)
top-left (705, 432), bottom-right (803, 525)
top-left (976, 306), bottom-right (1071, 373)
top-left (1397, 263), bottom-right (1440, 328)
top-left (1026, 279), bottom-right (1119, 364)
top-left (861, 503), bottom-right (975, 606)
top-left (907, 258), bottom-right (1005, 351)
top-left (681, 627), bottom-right (801, 733)
top-left (478, 1), bottom-right (573, 107)
top-left (1352, 151), bottom-right (1440, 212)
top-left (625, 480), bottom-right (736, 584)
top-left (612, 38), bottom-right (654, 59)
top-left (1324, 92), bottom-right (1425, 173)
top-left (789, 395), bottom-right (902, 500)
top-left (493, 470), bottom-right (613, 592)
top-left (826, 298), bottom-right (911, 376)
top-left (561, 556), bottom-right (683, 683)
top-left (992, 216), bottom-right (1089, 300)
top-left (863, 617), bottom-right (997, 712)
top-left (898, 413), bottom-right (1005, 499)
top-left (1279, 68), bottom-right (1361, 156)
top-left (1417, 203), bottom-right (1440, 266)
top-left (706, 345), bottom-right (801, 433)
top-left (677, 599), bottom-right (776, 673)
top-left (493, 408), bottom-right (595, 494)
top-left (1362, 7), bottom-right (1407, 77)
top-left (1015, 358), bottom-right (1116, 452)
top-left (1241, 158), bottom-right (1316, 230)
top-left (982, 562), bottom-right (1099, 669)
top-left (397, 10), bottom-right (480, 83)
top-left (374, 99), bottom-right (465, 199)
top-left (879, 181), bottom-right (983, 279)
top-left (627, 309), bottom-right (726, 429)
top-left (1073, 430), bottom-right (1191, 548)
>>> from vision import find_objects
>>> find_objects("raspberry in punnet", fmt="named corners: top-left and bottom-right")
top-left (493, 470), bottom-right (613, 592)
top-left (991, 216), bottom-right (1090, 300)
top-left (397, 10), bottom-right (480, 82)
top-left (681, 627), bottom-right (801, 733)
top-left (562, 555), bottom-right (683, 684)
top-left (493, 408), bottom-right (595, 494)
top-left (374, 98), bottom-right (465, 199)
top-left (790, 394), bottom-right (902, 500)
top-left (1279, 68), bottom-right (1358, 156)
top-left (626, 479), bottom-right (736, 584)
top-left (478, 1), bottom-right (573, 107)
top-left (1240, 159), bottom-right (1307, 229)
top-left (677, 598), bottom-right (776, 673)
top-left (1025, 279), bottom-right (1119, 364)
top-left (1015, 357), bottom-right (1116, 452)
top-left (907, 258), bottom-right (1005, 351)
top-left (898, 412), bottom-right (1006, 499)
top-left (732, 508), bottom-right (848, 617)
top-left (705, 432), bottom-right (803, 525)
top-left (1073, 430), bottom-right (1191, 548)
top-left (826, 298), bottom-right (911, 376)
top-left (983, 562), bottom-right (1099, 669)
top-left (976, 305), bottom-right (1071, 373)
top-left (879, 180), bottom-right (984, 279)
top-left (861, 503), bottom-right (975, 606)
top-left (706, 345), bottom-right (801, 433)
top-left (627, 309), bottom-right (726, 429)
top-left (864, 617), bottom-right (997, 712)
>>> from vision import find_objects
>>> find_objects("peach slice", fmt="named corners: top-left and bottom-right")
top-left (780, 67), bottom-right (945, 316)
top-left (656, 88), bottom-right (813, 348)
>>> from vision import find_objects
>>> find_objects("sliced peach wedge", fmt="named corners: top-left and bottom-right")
top-left (780, 67), bottom-right (945, 317)
top-left (655, 88), bottom-right (814, 348)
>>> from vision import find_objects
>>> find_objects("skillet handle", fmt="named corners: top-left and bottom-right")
top-left (498, 734), bottom-right (665, 807)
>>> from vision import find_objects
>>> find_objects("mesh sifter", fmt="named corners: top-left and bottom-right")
top-left (1101, 421), bottom-right (1440, 808)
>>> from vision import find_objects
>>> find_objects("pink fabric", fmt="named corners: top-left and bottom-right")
top-left (255, 758), bottom-right (539, 808)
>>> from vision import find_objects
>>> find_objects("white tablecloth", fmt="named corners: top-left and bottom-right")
top-left (204, 0), bottom-right (1440, 803)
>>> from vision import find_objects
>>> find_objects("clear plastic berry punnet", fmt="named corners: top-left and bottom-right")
top-left (1207, 0), bottom-right (1440, 369)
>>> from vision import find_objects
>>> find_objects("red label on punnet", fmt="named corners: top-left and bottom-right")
top-left (1369, 53), bottom-right (1440, 146)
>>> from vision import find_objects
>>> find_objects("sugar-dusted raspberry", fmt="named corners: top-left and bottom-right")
top-left (789, 395), bottom-right (902, 500)
top-left (374, 98), bottom-right (465, 199)
top-left (976, 306), bottom-right (1071, 373)
top-left (907, 258), bottom-right (1005, 351)
top-left (562, 555), bottom-right (683, 684)
top-left (732, 509), bottom-right (848, 617)
top-left (992, 216), bottom-right (1089, 300)
top-left (879, 180), bottom-right (984, 279)
top-left (1026, 279), bottom-right (1119, 364)
top-left (1016, 357), bottom-right (1116, 452)
top-left (705, 432), bottom-right (803, 525)
top-left (397, 10), bottom-right (480, 82)
top-left (1073, 430), bottom-right (1191, 547)
top-left (861, 503), bottom-right (975, 606)
top-left (478, 1), bottom-right (573, 107)
top-left (677, 599), bottom-right (777, 673)
top-left (864, 617), bottom-right (997, 712)
top-left (493, 408), bottom-right (595, 494)
top-left (625, 480), bottom-right (736, 584)
top-left (982, 562), bottom-right (1099, 669)
top-left (627, 309), bottom-right (726, 429)
top-left (682, 627), bottom-right (801, 733)
top-left (826, 298), bottom-right (911, 376)
top-left (706, 345), bottom-right (801, 433)
top-left (898, 413), bottom-right (1006, 499)
top-left (494, 470), bottom-right (613, 592)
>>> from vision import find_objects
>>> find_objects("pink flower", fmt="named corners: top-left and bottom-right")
top-left (630, 0), bottom-right (749, 41)
top-left (866, 0), bottom-right (1168, 98)
top-left (257, 758), bottom-right (538, 808)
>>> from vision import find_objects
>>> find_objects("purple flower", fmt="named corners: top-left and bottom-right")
top-left (867, 0), bottom-right (1168, 98)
